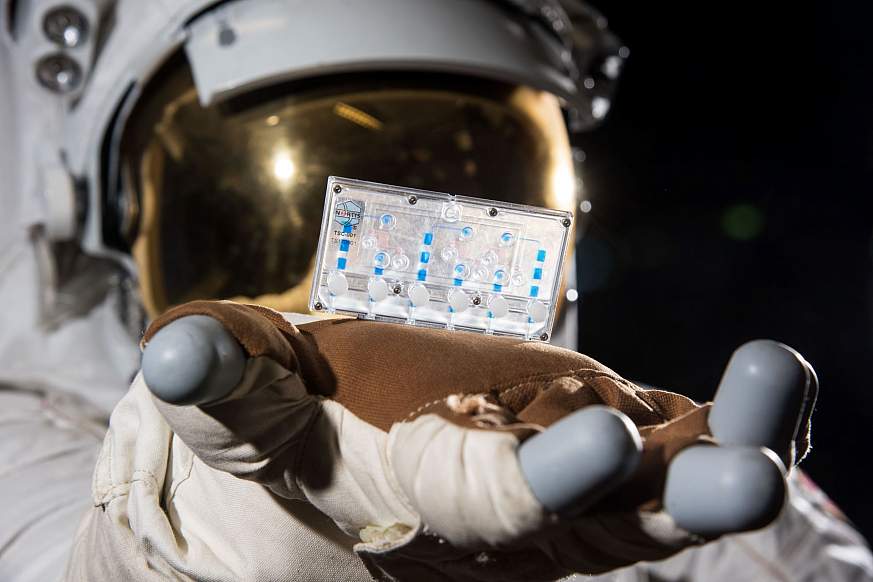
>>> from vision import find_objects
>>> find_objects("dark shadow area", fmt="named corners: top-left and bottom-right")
top-left (576, 1), bottom-right (873, 539)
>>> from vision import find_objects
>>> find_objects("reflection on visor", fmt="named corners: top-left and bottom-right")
top-left (121, 65), bottom-right (575, 316)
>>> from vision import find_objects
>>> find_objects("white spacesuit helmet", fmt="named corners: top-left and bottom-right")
top-left (1, 0), bottom-right (625, 329)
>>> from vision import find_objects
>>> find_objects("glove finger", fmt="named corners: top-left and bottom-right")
top-left (708, 339), bottom-right (818, 467)
top-left (143, 299), bottom-right (324, 386)
top-left (142, 300), bottom-right (323, 498)
top-left (144, 302), bottom-right (420, 533)
top-left (380, 406), bottom-right (705, 578)
top-left (386, 411), bottom-right (547, 549)
top-left (592, 404), bottom-right (713, 514)
top-left (421, 374), bottom-right (710, 514)
top-left (142, 314), bottom-right (246, 405)
top-left (518, 405), bottom-right (642, 517)
top-left (151, 355), bottom-right (319, 500)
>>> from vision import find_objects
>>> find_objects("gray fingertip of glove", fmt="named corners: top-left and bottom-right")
top-left (709, 339), bottom-right (817, 467)
top-left (664, 445), bottom-right (786, 538)
top-left (142, 315), bottom-right (246, 406)
top-left (518, 405), bottom-right (642, 517)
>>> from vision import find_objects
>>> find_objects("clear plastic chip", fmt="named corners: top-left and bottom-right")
top-left (310, 177), bottom-right (573, 341)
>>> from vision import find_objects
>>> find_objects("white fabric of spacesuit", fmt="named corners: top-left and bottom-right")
top-left (1, 1), bottom-right (872, 581)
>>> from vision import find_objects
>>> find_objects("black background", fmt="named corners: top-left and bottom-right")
top-left (575, 2), bottom-right (873, 539)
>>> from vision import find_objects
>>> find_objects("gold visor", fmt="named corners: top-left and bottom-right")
top-left (121, 63), bottom-right (576, 317)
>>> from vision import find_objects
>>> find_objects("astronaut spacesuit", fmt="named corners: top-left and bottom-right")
top-left (0, 0), bottom-right (872, 580)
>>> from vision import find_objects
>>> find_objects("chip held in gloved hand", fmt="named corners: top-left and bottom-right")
top-left (310, 177), bottom-right (573, 342)
top-left (138, 299), bottom-right (769, 580)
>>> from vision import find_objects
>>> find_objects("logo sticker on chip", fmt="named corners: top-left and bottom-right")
top-left (333, 200), bottom-right (363, 228)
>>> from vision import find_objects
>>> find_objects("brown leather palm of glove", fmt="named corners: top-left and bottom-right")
top-left (114, 299), bottom-right (741, 582)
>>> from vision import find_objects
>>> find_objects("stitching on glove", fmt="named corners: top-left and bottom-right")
top-left (97, 469), bottom-right (161, 505)
top-left (165, 436), bottom-right (195, 505)
top-left (404, 397), bottom-right (450, 422)
top-left (95, 483), bottom-right (130, 506)
top-left (484, 367), bottom-right (604, 396)
top-left (97, 426), bottom-right (115, 501)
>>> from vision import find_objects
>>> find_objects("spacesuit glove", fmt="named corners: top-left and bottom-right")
top-left (126, 299), bottom-right (792, 581)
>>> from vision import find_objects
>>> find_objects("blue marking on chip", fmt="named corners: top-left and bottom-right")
top-left (417, 269), bottom-right (427, 281)
top-left (420, 251), bottom-right (430, 264)
top-left (339, 239), bottom-right (350, 252)
top-left (533, 268), bottom-right (543, 280)
top-left (530, 285), bottom-right (540, 297)
top-left (536, 249), bottom-right (546, 262)
top-left (423, 232), bottom-right (434, 245)
top-left (374, 267), bottom-right (384, 276)
top-left (453, 278), bottom-right (463, 286)
top-left (343, 224), bottom-right (353, 234)
top-left (493, 284), bottom-right (503, 292)
top-left (337, 257), bottom-right (347, 270)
